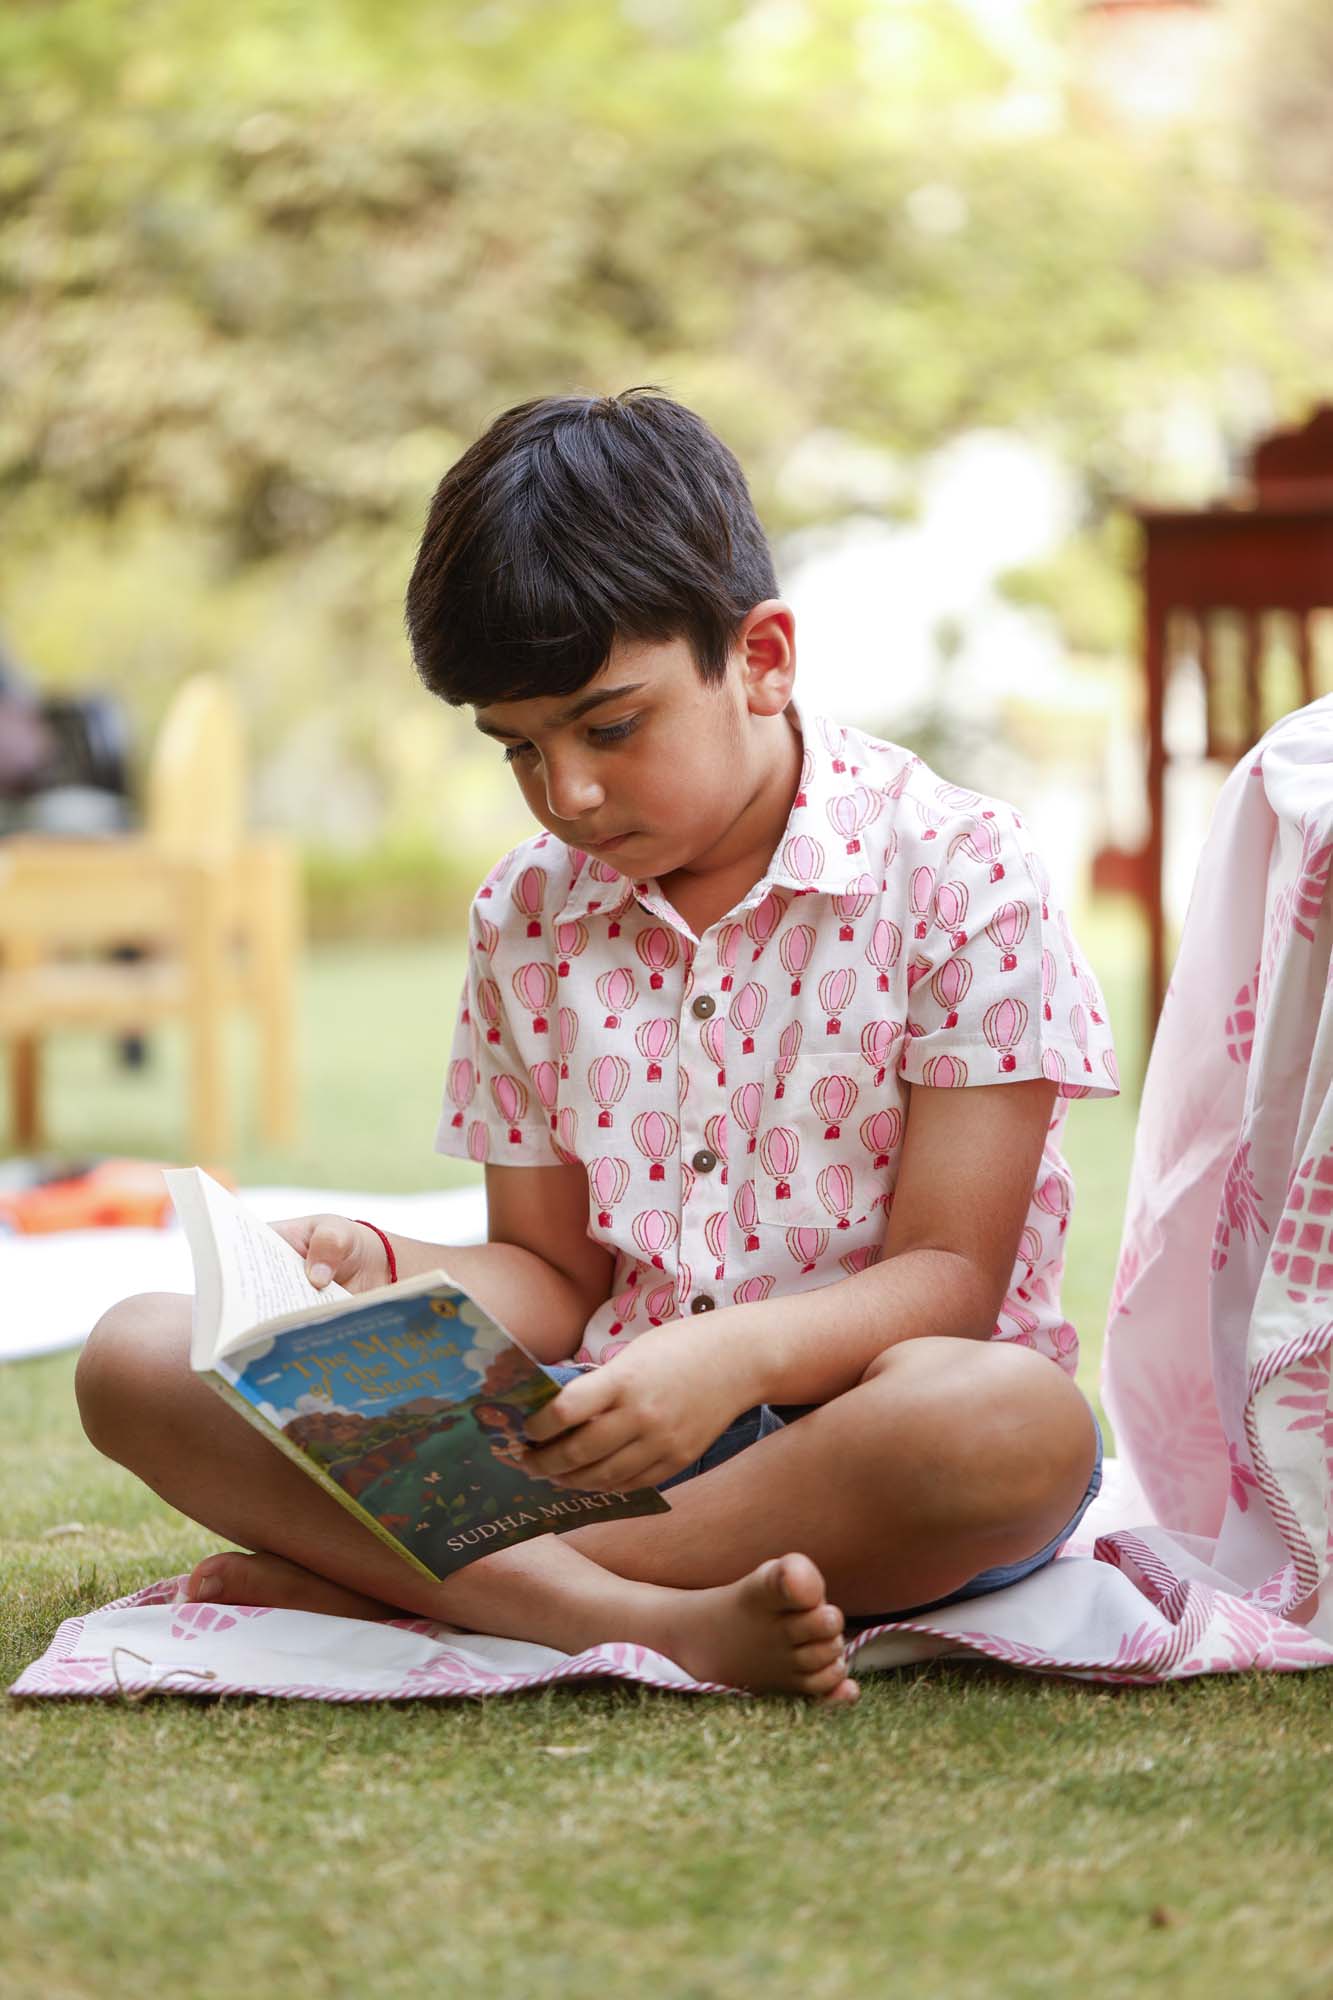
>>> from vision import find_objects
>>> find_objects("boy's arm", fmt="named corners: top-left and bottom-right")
top-left (377, 1163), bottom-right (611, 1364)
top-left (722, 1076), bottom-right (1061, 1409)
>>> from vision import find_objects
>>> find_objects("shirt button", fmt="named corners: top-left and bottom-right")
top-left (691, 993), bottom-right (716, 1019)
top-left (690, 1294), bottom-right (716, 1315)
top-left (691, 1148), bottom-right (718, 1175)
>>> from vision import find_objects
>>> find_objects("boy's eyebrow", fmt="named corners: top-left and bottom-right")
top-left (474, 682), bottom-right (647, 738)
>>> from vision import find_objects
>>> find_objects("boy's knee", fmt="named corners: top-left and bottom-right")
top-left (75, 1291), bottom-right (191, 1455)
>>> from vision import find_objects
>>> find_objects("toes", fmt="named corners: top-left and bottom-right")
top-left (799, 1656), bottom-right (857, 1700)
top-left (785, 1602), bottom-right (844, 1645)
top-left (769, 1551), bottom-right (827, 1614)
top-left (791, 1635), bottom-right (846, 1674)
top-left (189, 1554), bottom-right (243, 1603)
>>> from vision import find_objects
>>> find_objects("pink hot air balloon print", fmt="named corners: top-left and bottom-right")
top-left (596, 966), bottom-right (638, 1029)
top-left (733, 1275), bottom-right (775, 1306)
top-left (1075, 960), bottom-right (1106, 1026)
top-left (477, 849), bottom-right (515, 901)
top-left (558, 1005), bottom-right (579, 1080)
top-left (984, 996), bottom-right (1029, 1074)
top-left (644, 1278), bottom-right (677, 1325)
top-left (931, 954), bottom-right (973, 1030)
top-left (859, 1106), bottom-right (901, 1169)
top-left (779, 922), bottom-right (816, 995)
top-left (840, 1243), bottom-right (878, 1277)
top-left (511, 864), bottom-right (546, 937)
top-left (445, 1056), bottom-right (476, 1129)
top-left (809, 1070), bottom-right (858, 1139)
top-left (730, 1081), bottom-right (763, 1154)
top-left (554, 917), bottom-right (589, 978)
top-left (704, 1112), bottom-right (728, 1170)
top-left (922, 1052), bottom-right (968, 1088)
top-left (985, 900), bottom-right (1030, 975)
top-left (865, 917), bottom-right (901, 993)
top-left (606, 1282), bottom-right (639, 1338)
top-left (704, 1209), bottom-right (727, 1280)
top-left (729, 980), bottom-right (767, 1055)
top-left (745, 889), bottom-right (787, 957)
top-left (717, 921), bottom-right (744, 992)
top-left (950, 814), bottom-right (1006, 885)
top-left (529, 1059), bottom-right (559, 1127)
top-left (635, 1015), bottom-right (678, 1083)
top-left (588, 1054), bottom-right (630, 1128)
top-left (906, 953), bottom-right (931, 996)
top-left (701, 1012), bottom-right (726, 1085)
top-left (632, 1208), bottom-right (680, 1270)
top-left (817, 966), bottom-right (856, 1036)
top-left (466, 1119), bottom-right (489, 1164)
top-left (817, 1162), bottom-right (855, 1230)
top-left (932, 878), bottom-right (970, 950)
top-left (475, 976), bottom-right (502, 1046)
top-left (631, 1108), bottom-right (679, 1182)
top-left (785, 1226), bottom-right (829, 1273)
top-left (860, 1018), bottom-right (896, 1086)
top-left (734, 1177), bottom-right (760, 1251)
top-left (794, 745), bottom-right (814, 805)
top-left (490, 1072), bottom-right (530, 1144)
top-left (1041, 947), bottom-right (1057, 1024)
top-left (909, 865), bottom-right (935, 941)
top-left (832, 880), bottom-right (873, 942)
top-left (773, 1019), bottom-right (803, 1099)
top-left (818, 715), bottom-right (848, 771)
top-left (1068, 1000), bottom-right (1093, 1075)
top-left (758, 1124), bottom-right (800, 1201)
top-left (635, 925), bottom-right (680, 990)
top-left (588, 1156), bottom-right (631, 1228)
top-left (781, 832), bottom-right (826, 886)
top-left (554, 1104), bottom-right (579, 1163)
top-left (476, 916), bottom-right (501, 958)
top-left (827, 787), bottom-right (882, 857)
top-left (511, 961), bottom-right (557, 1034)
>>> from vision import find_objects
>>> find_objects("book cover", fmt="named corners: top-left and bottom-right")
top-left (215, 1280), bottom-right (668, 1582)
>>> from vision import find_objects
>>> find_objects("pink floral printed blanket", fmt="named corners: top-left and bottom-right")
top-left (11, 697), bottom-right (1333, 1700)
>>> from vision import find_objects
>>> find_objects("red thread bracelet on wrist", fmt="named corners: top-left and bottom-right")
top-left (354, 1219), bottom-right (398, 1285)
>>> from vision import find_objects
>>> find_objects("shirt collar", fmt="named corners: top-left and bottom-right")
top-left (553, 694), bottom-right (913, 925)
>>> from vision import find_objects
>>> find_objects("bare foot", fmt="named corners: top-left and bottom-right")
top-left (652, 1552), bottom-right (860, 1705)
top-left (185, 1549), bottom-right (401, 1622)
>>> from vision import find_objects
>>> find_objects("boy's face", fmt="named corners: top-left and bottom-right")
top-left (471, 603), bottom-right (797, 883)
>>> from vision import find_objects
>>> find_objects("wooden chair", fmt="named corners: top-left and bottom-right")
top-left (0, 675), bottom-right (301, 1162)
top-left (1092, 405), bottom-right (1333, 1076)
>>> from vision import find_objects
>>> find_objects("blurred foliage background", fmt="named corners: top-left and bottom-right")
top-left (3, 0), bottom-right (1332, 937)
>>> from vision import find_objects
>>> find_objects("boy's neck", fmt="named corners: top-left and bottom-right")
top-left (655, 709), bottom-right (803, 939)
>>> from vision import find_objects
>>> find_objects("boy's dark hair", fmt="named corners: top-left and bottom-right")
top-left (404, 387), bottom-right (779, 706)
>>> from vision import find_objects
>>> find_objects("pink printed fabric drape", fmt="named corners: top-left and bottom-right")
top-left (12, 700), bottom-right (1333, 1701)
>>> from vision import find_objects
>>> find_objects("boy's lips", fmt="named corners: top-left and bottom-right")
top-left (583, 832), bottom-right (634, 852)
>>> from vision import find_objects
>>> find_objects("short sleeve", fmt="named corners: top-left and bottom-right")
top-left (897, 804), bottom-right (1120, 1100)
top-left (433, 892), bottom-right (566, 1165)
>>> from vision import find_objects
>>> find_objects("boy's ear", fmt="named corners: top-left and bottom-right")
top-left (736, 600), bottom-right (796, 716)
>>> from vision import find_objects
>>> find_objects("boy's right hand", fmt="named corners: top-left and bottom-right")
top-left (268, 1214), bottom-right (391, 1293)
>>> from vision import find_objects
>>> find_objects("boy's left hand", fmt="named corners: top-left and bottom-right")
top-left (518, 1320), bottom-right (753, 1492)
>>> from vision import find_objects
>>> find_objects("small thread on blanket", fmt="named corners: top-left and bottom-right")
top-left (109, 1646), bottom-right (218, 1704)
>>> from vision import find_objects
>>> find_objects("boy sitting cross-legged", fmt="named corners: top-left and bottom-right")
top-left (77, 388), bottom-right (1118, 1705)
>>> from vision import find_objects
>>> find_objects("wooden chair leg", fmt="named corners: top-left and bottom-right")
top-left (11, 1035), bottom-right (43, 1151)
top-left (184, 863), bottom-right (230, 1164)
top-left (246, 840), bottom-right (300, 1148)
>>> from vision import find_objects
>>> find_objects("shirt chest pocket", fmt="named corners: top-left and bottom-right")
top-left (752, 1055), bottom-right (905, 1231)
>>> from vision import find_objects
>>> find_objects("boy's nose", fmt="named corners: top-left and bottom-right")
top-left (544, 759), bottom-right (605, 822)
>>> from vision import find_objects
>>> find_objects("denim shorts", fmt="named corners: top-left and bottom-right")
top-left (539, 1361), bottom-right (1104, 1627)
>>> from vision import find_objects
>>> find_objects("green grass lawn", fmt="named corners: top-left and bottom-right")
top-left (5, 900), bottom-right (1332, 2000)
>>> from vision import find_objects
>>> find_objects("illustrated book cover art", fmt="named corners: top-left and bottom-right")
top-left (164, 1168), bottom-right (669, 1583)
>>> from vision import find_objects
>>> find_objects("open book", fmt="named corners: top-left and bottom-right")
top-left (164, 1169), bottom-right (669, 1584)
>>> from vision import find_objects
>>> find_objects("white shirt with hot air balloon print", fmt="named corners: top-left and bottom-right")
top-left (435, 700), bottom-right (1120, 1377)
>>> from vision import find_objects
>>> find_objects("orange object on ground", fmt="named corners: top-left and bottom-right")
top-left (0, 1159), bottom-right (236, 1234)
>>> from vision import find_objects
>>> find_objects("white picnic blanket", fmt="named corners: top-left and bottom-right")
top-left (11, 697), bottom-right (1333, 1696)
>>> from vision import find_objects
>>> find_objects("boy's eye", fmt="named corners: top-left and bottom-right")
top-left (500, 717), bottom-right (640, 764)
